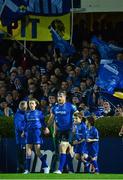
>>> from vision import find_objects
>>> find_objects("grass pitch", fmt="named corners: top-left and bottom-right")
top-left (0, 173), bottom-right (123, 179)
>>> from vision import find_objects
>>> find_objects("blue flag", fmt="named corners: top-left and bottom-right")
top-left (96, 59), bottom-right (123, 95)
top-left (50, 27), bottom-right (76, 57)
top-left (100, 92), bottom-right (123, 106)
top-left (0, 0), bottom-right (27, 26)
top-left (92, 36), bottom-right (123, 59)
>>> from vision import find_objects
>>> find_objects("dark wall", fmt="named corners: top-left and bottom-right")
top-left (98, 137), bottom-right (123, 173)
top-left (0, 138), bottom-right (17, 172)
top-left (0, 137), bottom-right (123, 173)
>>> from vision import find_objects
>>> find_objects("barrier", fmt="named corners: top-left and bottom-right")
top-left (0, 137), bottom-right (123, 173)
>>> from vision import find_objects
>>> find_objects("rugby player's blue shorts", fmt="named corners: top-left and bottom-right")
top-left (27, 128), bottom-right (43, 144)
top-left (15, 130), bottom-right (27, 145)
top-left (87, 142), bottom-right (99, 158)
top-left (74, 141), bottom-right (87, 155)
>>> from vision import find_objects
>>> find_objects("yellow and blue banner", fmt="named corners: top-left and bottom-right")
top-left (0, 13), bottom-right (70, 41)
top-left (0, 0), bottom-right (71, 26)
top-left (0, 0), bottom-right (28, 26)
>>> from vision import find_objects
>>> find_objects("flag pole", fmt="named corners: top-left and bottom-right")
top-left (100, 93), bottom-right (117, 109)
top-left (23, 39), bottom-right (26, 61)
top-left (70, 0), bottom-right (74, 45)
top-left (0, 28), bottom-right (39, 60)
top-left (24, 39), bottom-right (26, 55)
top-left (67, 0), bottom-right (74, 64)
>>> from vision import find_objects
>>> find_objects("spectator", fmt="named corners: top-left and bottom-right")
top-left (79, 60), bottom-right (89, 78)
top-left (102, 101), bottom-right (114, 116)
top-left (60, 81), bottom-right (69, 92)
top-left (5, 92), bottom-right (14, 110)
top-left (0, 99), bottom-right (14, 117)
top-left (25, 69), bottom-right (32, 79)
top-left (54, 68), bottom-right (63, 81)
top-left (88, 64), bottom-right (97, 81)
top-left (12, 89), bottom-right (21, 112)
top-left (72, 95), bottom-right (80, 108)
top-left (78, 102), bottom-right (91, 118)
top-left (114, 105), bottom-right (123, 116)
top-left (0, 86), bottom-right (6, 99)
top-left (41, 83), bottom-right (50, 98)
top-left (48, 93), bottom-right (56, 107)
top-left (46, 61), bottom-right (54, 76)
top-left (40, 97), bottom-right (48, 116)
top-left (27, 82), bottom-right (41, 100)
top-left (94, 97), bottom-right (104, 118)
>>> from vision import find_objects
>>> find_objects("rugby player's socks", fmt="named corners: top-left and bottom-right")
top-left (39, 154), bottom-right (48, 168)
top-left (84, 162), bottom-right (90, 173)
top-left (76, 160), bottom-right (81, 173)
top-left (25, 155), bottom-right (31, 172)
top-left (66, 154), bottom-right (74, 172)
top-left (84, 157), bottom-right (91, 173)
top-left (91, 160), bottom-right (99, 172)
top-left (58, 153), bottom-right (67, 172)
top-left (22, 146), bottom-right (26, 171)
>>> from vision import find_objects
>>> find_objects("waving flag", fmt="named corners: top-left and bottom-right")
top-left (96, 59), bottom-right (123, 99)
top-left (50, 26), bottom-right (76, 57)
top-left (0, 0), bottom-right (27, 26)
top-left (92, 36), bottom-right (123, 59)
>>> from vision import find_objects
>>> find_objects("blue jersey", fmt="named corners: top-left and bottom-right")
top-left (86, 126), bottom-right (99, 157)
top-left (25, 109), bottom-right (46, 130)
top-left (14, 109), bottom-right (26, 145)
top-left (73, 122), bottom-right (88, 154)
top-left (52, 102), bottom-right (77, 131)
top-left (87, 126), bottom-right (99, 140)
top-left (74, 122), bottom-right (87, 141)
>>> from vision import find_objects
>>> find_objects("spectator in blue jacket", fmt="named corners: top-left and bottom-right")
top-left (14, 100), bottom-right (28, 173)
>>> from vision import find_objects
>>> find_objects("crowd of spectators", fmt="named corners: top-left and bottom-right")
top-left (0, 19), bottom-right (123, 119)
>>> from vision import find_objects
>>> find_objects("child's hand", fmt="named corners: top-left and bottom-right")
top-left (44, 127), bottom-right (50, 135)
